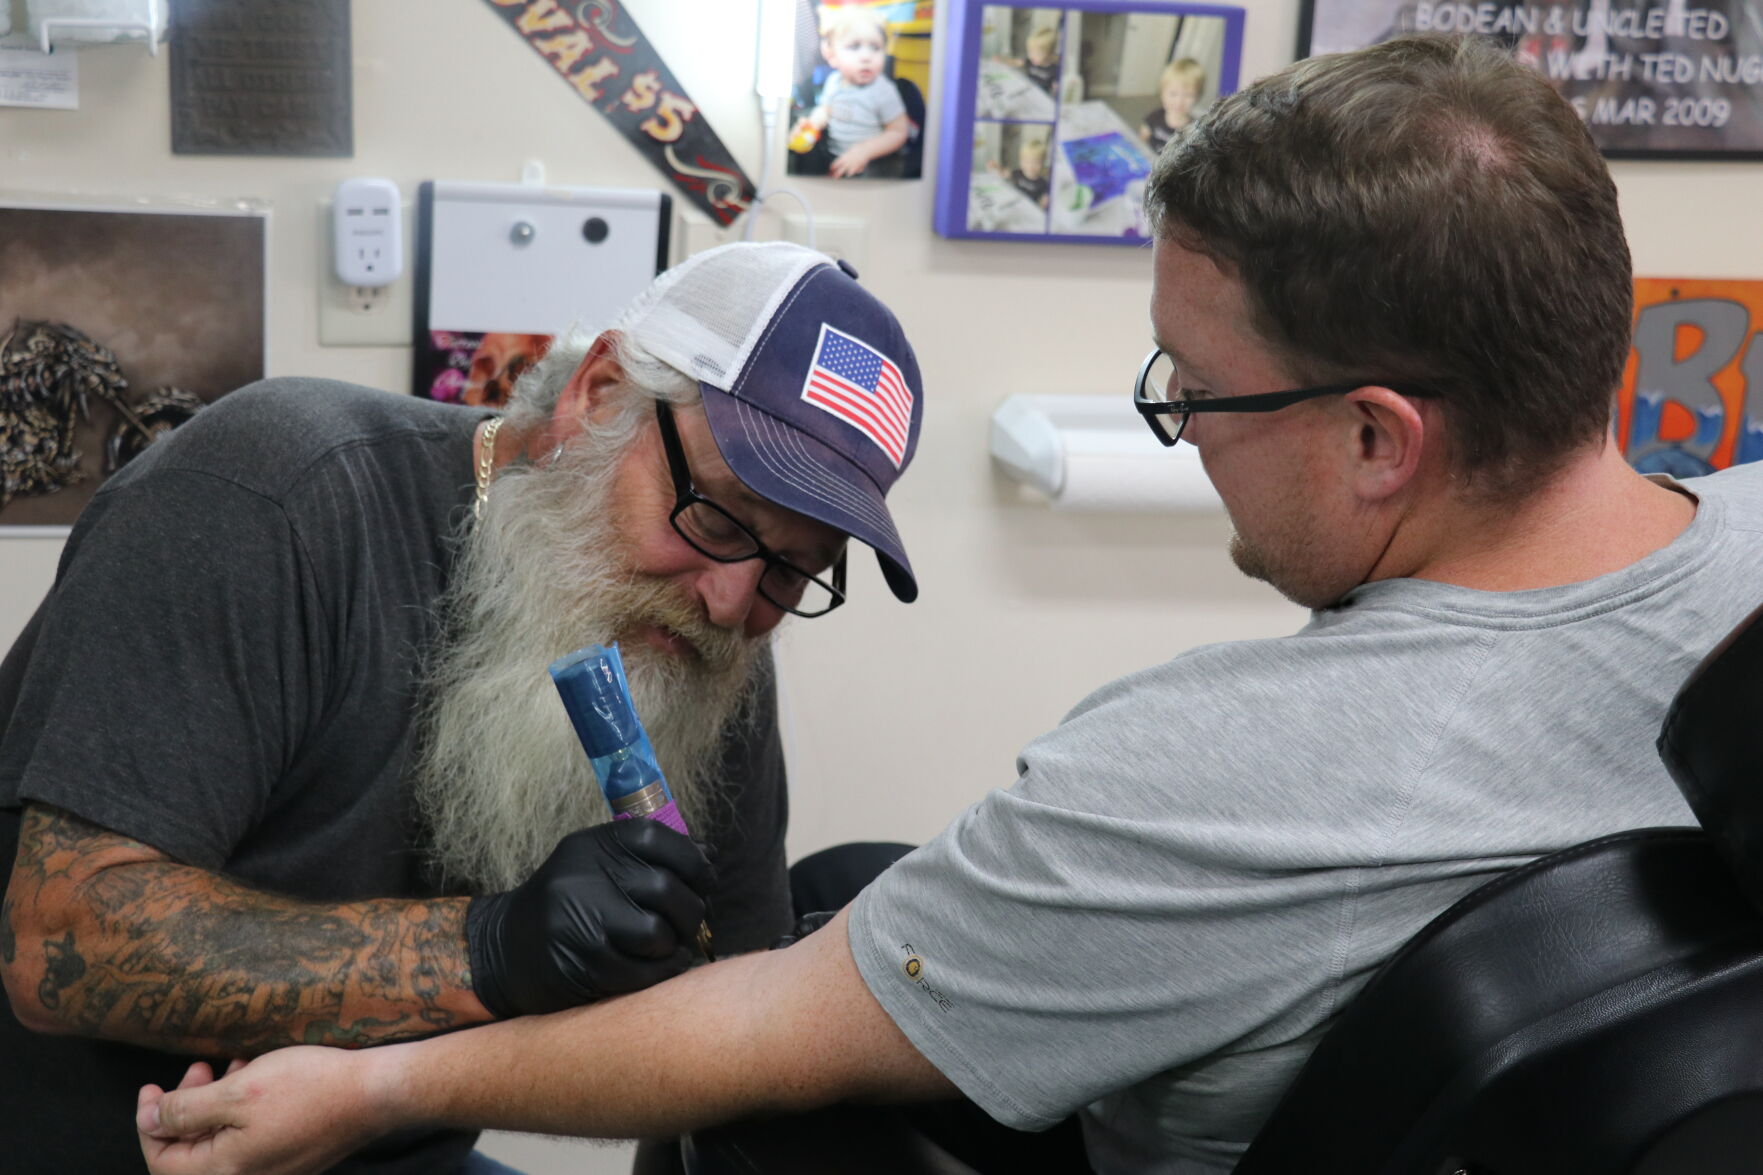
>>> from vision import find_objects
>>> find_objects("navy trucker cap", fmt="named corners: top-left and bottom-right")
top-left (617, 242), bottom-right (922, 602)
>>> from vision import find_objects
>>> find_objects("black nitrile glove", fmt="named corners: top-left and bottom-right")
top-left (769, 909), bottom-right (837, 951)
top-left (466, 819), bottom-right (714, 1018)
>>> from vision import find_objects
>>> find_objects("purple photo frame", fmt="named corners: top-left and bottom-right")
top-left (934, 0), bottom-right (1246, 245)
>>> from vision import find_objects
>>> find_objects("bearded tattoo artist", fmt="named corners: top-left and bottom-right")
top-left (0, 242), bottom-right (926, 1174)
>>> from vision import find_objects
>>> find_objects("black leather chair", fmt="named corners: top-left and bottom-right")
top-left (894, 77), bottom-right (927, 178)
top-left (1237, 598), bottom-right (1763, 1174)
top-left (686, 601), bottom-right (1763, 1175)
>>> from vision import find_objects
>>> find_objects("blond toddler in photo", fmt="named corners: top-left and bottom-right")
top-left (793, 6), bottom-right (911, 178)
top-left (1141, 57), bottom-right (1206, 154)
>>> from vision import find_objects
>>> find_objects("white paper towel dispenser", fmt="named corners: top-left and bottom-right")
top-left (990, 394), bottom-right (1220, 512)
top-left (26, 0), bottom-right (167, 53)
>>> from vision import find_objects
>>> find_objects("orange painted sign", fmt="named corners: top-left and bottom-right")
top-left (1617, 278), bottom-right (1763, 475)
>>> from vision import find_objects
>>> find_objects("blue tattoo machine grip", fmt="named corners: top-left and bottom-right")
top-left (549, 643), bottom-right (714, 960)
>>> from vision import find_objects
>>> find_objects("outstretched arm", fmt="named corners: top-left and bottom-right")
top-left (138, 907), bottom-right (958, 1175)
top-left (2, 803), bottom-right (487, 1054)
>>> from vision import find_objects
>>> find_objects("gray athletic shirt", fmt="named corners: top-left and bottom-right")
top-left (850, 461), bottom-right (1763, 1173)
top-left (820, 73), bottom-right (906, 153)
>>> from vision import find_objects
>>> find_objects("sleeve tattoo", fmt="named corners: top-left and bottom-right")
top-left (3, 804), bottom-right (485, 1055)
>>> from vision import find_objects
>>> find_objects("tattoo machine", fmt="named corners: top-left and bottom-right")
top-left (549, 643), bottom-right (715, 963)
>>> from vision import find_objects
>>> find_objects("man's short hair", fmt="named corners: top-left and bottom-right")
top-left (1026, 26), bottom-right (1059, 55)
top-left (1146, 34), bottom-right (1633, 496)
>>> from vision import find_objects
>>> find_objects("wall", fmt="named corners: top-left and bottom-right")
top-left (2, 1), bottom-right (1761, 1167)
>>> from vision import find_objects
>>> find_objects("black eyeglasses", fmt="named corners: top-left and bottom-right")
top-left (1131, 348), bottom-right (1438, 446)
top-left (655, 402), bottom-right (847, 619)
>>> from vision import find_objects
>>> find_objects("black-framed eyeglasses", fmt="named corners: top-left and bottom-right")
top-left (655, 402), bottom-right (847, 619)
top-left (1131, 348), bottom-right (1438, 447)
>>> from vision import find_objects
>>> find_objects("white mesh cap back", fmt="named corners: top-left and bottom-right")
top-left (611, 241), bottom-right (835, 393)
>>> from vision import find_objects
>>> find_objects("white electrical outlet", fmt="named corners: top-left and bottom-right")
top-left (317, 198), bottom-right (417, 347)
top-left (332, 178), bottom-right (403, 286)
top-left (779, 214), bottom-right (867, 272)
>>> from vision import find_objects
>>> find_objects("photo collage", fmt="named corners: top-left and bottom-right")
top-left (966, 5), bottom-right (1234, 238)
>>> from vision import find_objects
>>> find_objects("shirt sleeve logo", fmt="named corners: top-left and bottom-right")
top-left (899, 943), bottom-right (953, 1013)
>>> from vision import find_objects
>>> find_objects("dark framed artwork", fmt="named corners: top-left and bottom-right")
top-left (170, 0), bottom-right (354, 157)
top-left (933, 0), bottom-right (1246, 243)
top-left (1298, 0), bottom-right (1763, 159)
top-left (0, 201), bottom-right (268, 533)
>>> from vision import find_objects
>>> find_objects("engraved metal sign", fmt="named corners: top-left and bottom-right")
top-left (170, 0), bottom-right (353, 157)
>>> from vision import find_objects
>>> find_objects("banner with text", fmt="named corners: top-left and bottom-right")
top-left (1302, 0), bottom-right (1763, 156)
top-left (481, 0), bottom-right (756, 223)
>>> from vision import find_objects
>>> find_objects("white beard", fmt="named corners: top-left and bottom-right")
top-left (411, 426), bottom-right (763, 893)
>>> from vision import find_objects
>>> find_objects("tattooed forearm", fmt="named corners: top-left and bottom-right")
top-left (2, 805), bottom-right (487, 1055)
top-left (38, 930), bottom-right (84, 1010)
top-left (0, 896), bottom-right (17, 964)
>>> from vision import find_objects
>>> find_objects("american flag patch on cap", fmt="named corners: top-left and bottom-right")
top-left (799, 324), bottom-right (914, 467)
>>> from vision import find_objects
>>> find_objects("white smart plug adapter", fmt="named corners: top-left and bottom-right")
top-left (332, 178), bottom-right (403, 288)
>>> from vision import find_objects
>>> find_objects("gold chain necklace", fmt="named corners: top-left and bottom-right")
top-left (474, 416), bottom-right (503, 521)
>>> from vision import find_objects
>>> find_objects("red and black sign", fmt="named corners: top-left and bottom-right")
top-left (481, 0), bottom-right (756, 224)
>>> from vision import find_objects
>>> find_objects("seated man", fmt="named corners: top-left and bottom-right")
top-left (0, 241), bottom-right (925, 1173)
top-left (135, 35), bottom-right (1763, 1175)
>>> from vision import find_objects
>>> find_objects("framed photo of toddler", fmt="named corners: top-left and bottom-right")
top-left (786, 1), bottom-right (937, 181)
top-left (933, 0), bottom-right (1246, 243)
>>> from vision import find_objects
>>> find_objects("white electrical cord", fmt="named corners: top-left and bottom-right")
top-left (742, 94), bottom-right (818, 248)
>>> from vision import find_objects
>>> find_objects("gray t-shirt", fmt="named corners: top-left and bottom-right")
top-left (821, 72), bottom-right (907, 153)
top-left (850, 462), bottom-right (1763, 1174)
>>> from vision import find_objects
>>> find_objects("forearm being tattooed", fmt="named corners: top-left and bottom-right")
top-left (0, 804), bottom-right (489, 1055)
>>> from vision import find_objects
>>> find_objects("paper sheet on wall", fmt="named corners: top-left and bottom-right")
top-left (0, 45), bottom-right (78, 109)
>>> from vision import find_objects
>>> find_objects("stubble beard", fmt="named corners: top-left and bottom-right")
top-left (412, 429), bottom-right (763, 894)
top-left (1228, 520), bottom-right (1351, 611)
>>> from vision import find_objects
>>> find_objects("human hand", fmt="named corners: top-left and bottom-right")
top-left (466, 820), bottom-right (714, 1017)
top-left (769, 909), bottom-right (837, 951)
top-left (138, 1049), bottom-right (392, 1175)
top-left (830, 147), bottom-right (871, 178)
